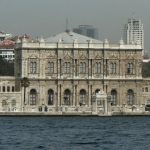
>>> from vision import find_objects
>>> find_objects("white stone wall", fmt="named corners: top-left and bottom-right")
top-left (0, 77), bottom-right (21, 111)
top-left (14, 39), bottom-right (147, 113)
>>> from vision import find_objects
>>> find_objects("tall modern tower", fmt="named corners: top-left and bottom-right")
top-left (124, 18), bottom-right (144, 49)
top-left (73, 25), bottom-right (99, 39)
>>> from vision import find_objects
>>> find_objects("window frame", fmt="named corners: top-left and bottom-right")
top-left (47, 62), bottom-right (54, 74)
top-left (79, 89), bottom-right (86, 105)
top-left (30, 89), bottom-right (37, 105)
top-left (127, 63), bottom-right (133, 74)
top-left (80, 62), bottom-right (86, 74)
top-left (95, 62), bottom-right (101, 74)
top-left (111, 90), bottom-right (117, 105)
top-left (48, 89), bottom-right (54, 105)
top-left (30, 61), bottom-right (37, 74)
top-left (110, 62), bottom-right (116, 74)
top-left (64, 62), bottom-right (71, 74)
top-left (127, 89), bottom-right (134, 105)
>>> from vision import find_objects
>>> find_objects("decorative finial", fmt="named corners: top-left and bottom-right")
top-left (40, 36), bottom-right (45, 43)
top-left (16, 36), bottom-right (21, 43)
top-left (22, 35), bottom-right (27, 43)
top-left (104, 38), bottom-right (109, 44)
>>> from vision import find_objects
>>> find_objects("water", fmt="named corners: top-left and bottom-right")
top-left (0, 116), bottom-right (150, 150)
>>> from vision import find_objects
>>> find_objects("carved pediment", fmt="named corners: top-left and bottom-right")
top-left (64, 52), bottom-right (72, 60)
top-left (110, 52), bottom-right (119, 59)
top-left (28, 54), bottom-right (38, 59)
top-left (47, 54), bottom-right (56, 59)
top-left (46, 50), bottom-right (56, 59)
top-left (95, 54), bottom-right (102, 59)
top-left (126, 52), bottom-right (135, 59)
top-left (80, 54), bottom-right (87, 59)
top-left (79, 51), bottom-right (87, 59)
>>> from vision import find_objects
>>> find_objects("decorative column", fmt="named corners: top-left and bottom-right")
top-left (73, 84), bottom-right (76, 106)
top-left (75, 85), bottom-right (77, 106)
top-left (22, 58), bottom-right (25, 77)
top-left (57, 84), bottom-right (60, 106)
top-left (73, 59), bottom-right (76, 78)
top-left (76, 85), bottom-right (79, 106)
top-left (88, 84), bottom-right (91, 106)
top-left (60, 84), bottom-right (63, 106)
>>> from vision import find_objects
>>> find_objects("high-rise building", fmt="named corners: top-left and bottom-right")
top-left (73, 25), bottom-right (99, 39)
top-left (123, 18), bottom-right (144, 49)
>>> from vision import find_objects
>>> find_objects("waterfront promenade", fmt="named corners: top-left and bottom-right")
top-left (0, 111), bottom-right (150, 116)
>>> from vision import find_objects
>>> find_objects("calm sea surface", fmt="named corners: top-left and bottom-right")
top-left (0, 116), bottom-right (150, 150)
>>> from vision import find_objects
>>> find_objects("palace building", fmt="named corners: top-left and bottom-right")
top-left (0, 31), bottom-right (150, 114)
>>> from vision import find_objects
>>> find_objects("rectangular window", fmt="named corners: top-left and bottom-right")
top-left (48, 62), bottom-right (54, 73)
top-left (7, 86), bottom-right (10, 92)
top-left (127, 63), bottom-right (133, 74)
top-left (64, 62), bottom-right (71, 73)
top-left (30, 94), bottom-right (36, 105)
top-left (95, 62), bottom-right (101, 73)
top-left (80, 62), bottom-right (86, 73)
top-left (30, 61), bottom-right (37, 74)
top-left (110, 63), bottom-right (116, 74)
top-left (12, 86), bottom-right (15, 92)
top-left (3, 86), bottom-right (5, 92)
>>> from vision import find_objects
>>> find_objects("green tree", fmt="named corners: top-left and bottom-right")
top-left (21, 77), bottom-right (30, 105)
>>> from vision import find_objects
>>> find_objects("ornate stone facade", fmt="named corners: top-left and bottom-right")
top-left (0, 31), bottom-right (150, 114)
top-left (13, 31), bottom-right (148, 114)
top-left (0, 77), bottom-right (21, 112)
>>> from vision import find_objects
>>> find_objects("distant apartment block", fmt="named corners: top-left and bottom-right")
top-left (123, 18), bottom-right (144, 49)
top-left (0, 31), bottom-right (12, 41)
top-left (0, 34), bottom-right (33, 61)
top-left (0, 39), bottom-right (15, 61)
top-left (73, 25), bottom-right (99, 39)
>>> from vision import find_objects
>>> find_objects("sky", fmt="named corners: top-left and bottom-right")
top-left (0, 0), bottom-right (149, 52)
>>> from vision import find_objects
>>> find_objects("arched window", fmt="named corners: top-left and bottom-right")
top-left (95, 62), bottom-right (101, 73)
top-left (111, 90), bottom-right (117, 105)
top-left (127, 63), bottom-right (133, 74)
top-left (64, 62), bottom-right (71, 73)
top-left (80, 62), bottom-right (86, 73)
top-left (30, 89), bottom-right (37, 105)
top-left (79, 89), bottom-right (86, 105)
top-left (30, 61), bottom-right (37, 74)
top-left (127, 89), bottom-right (134, 105)
top-left (64, 89), bottom-right (71, 105)
top-left (145, 87), bottom-right (148, 92)
top-left (110, 63), bottom-right (116, 74)
top-left (48, 89), bottom-right (54, 105)
top-left (48, 62), bottom-right (54, 73)
top-left (95, 89), bottom-right (102, 105)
